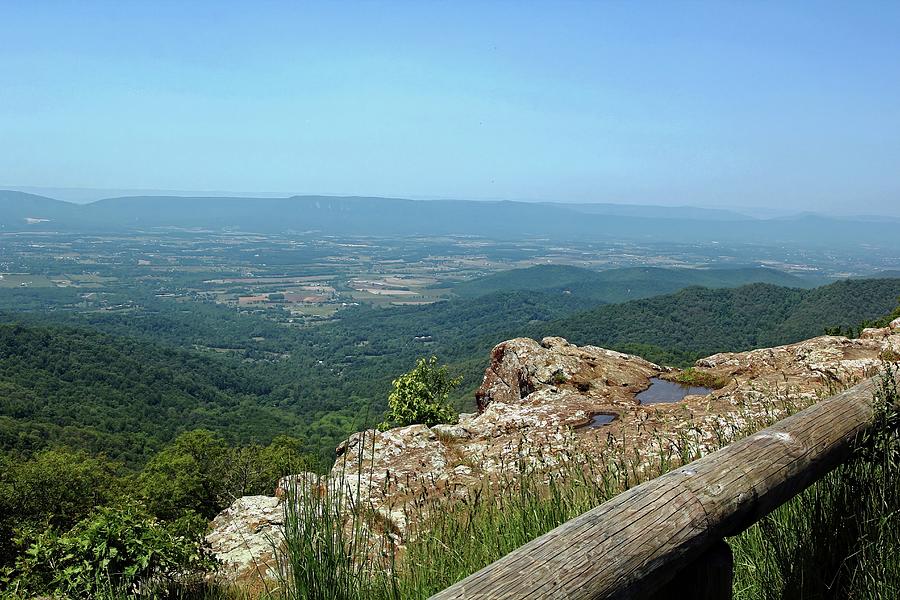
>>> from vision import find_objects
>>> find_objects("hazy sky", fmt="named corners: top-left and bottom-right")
top-left (1, 1), bottom-right (899, 215)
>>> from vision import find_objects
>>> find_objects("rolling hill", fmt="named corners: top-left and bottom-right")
top-left (1, 275), bottom-right (898, 466)
top-left (532, 278), bottom-right (900, 365)
top-left (451, 264), bottom-right (824, 302)
top-left (0, 323), bottom-right (297, 466)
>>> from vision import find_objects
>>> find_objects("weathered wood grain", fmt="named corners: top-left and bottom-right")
top-left (430, 373), bottom-right (897, 600)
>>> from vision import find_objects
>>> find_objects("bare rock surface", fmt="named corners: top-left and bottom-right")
top-left (206, 496), bottom-right (282, 582)
top-left (209, 324), bottom-right (900, 581)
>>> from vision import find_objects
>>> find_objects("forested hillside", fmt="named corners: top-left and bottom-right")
top-left (535, 278), bottom-right (900, 365)
top-left (451, 264), bottom-right (820, 302)
top-left (2, 278), bottom-right (898, 470)
top-left (0, 323), bottom-right (298, 465)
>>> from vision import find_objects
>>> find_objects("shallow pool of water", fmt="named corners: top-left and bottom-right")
top-left (580, 413), bottom-right (617, 429)
top-left (636, 377), bottom-right (712, 405)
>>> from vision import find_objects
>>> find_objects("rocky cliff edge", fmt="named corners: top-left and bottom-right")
top-left (208, 318), bottom-right (900, 580)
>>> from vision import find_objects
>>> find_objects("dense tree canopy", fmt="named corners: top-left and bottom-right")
top-left (2, 279), bottom-right (899, 468)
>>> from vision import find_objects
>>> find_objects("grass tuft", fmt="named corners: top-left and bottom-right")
top-left (673, 367), bottom-right (730, 389)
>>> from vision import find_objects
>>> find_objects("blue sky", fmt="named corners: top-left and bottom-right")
top-left (1, 1), bottom-right (898, 215)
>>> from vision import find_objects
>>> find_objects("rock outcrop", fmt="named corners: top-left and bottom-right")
top-left (206, 496), bottom-right (282, 582)
top-left (208, 321), bottom-right (900, 581)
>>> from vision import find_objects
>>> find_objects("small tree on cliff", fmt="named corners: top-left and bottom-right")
top-left (382, 356), bottom-right (461, 429)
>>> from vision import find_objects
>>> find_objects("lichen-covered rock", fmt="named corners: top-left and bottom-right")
top-left (331, 424), bottom-right (455, 534)
top-left (697, 333), bottom-right (893, 387)
top-left (208, 328), bottom-right (900, 581)
top-left (206, 496), bottom-right (282, 582)
top-left (475, 336), bottom-right (660, 411)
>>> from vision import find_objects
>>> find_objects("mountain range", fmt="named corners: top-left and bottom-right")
top-left (2, 190), bottom-right (898, 248)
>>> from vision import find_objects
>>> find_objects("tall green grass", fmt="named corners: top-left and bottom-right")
top-left (730, 366), bottom-right (900, 600)
top-left (274, 434), bottom-right (397, 600)
top-left (270, 372), bottom-right (898, 600)
top-left (272, 391), bottom-right (794, 600)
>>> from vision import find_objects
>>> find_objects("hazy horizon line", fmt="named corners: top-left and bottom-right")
top-left (6, 184), bottom-right (888, 220)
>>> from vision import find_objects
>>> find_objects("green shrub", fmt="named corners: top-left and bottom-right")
top-left (381, 357), bottom-right (461, 429)
top-left (220, 435), bottom-right (311, 502)
top-left (0, 448), bottom-right (121, 567)
top-left (3, 502), bottom-right (214, 599)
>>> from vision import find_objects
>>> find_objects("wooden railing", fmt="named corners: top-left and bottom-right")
top-left (430, 373), bottom-right (897, 600)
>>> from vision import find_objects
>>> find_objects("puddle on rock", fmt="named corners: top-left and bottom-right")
top-left (578, 413), bottom-right (617, 429)
top-left (636, 377), bottom-right (712, 405)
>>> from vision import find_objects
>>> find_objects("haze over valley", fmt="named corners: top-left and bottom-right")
top-left (2, 2), bottom-right (900, 598)
top-left (2, 189), bottom-right (899, 466)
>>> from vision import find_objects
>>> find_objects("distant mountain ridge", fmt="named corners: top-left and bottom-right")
top-left (1, 190), bottom-right (898, 248)
top-left (537, 201), bottom-right (752, 221)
